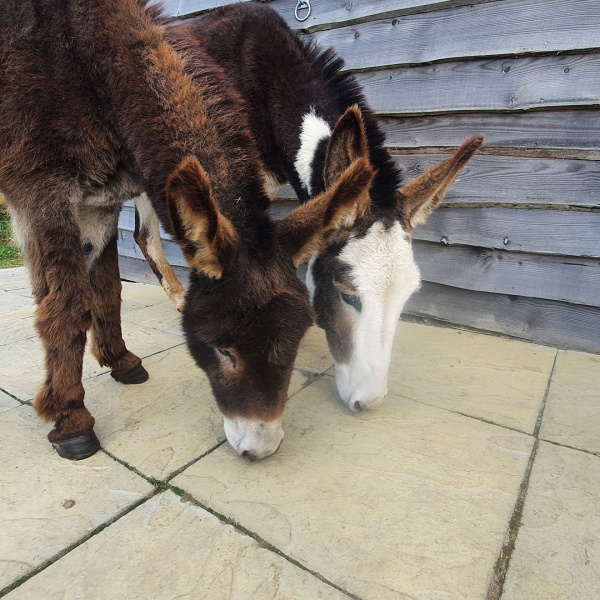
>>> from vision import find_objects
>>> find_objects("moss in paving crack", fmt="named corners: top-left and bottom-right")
top-left (148, 478), bottom-right (168, 490)
top-left (487, 439), bottom-right (539, 599)
top-left (170, 484), bottom-right (188, 498)
top-left (0, 495), bottom-right (153, 598)
top-left (164, 484), bottom-right (361, 599)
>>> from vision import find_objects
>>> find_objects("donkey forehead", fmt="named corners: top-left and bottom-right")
top-left (338, 220), bottom-right (419, 296)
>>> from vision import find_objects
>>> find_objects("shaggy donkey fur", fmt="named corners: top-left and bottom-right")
top-left (0, 0), bottom-right (373, 460)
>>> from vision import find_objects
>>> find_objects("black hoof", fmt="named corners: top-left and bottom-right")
top-left (52, 430), bottom-right (101, 461)
top-left (111, 364), bottom-right (149, 385)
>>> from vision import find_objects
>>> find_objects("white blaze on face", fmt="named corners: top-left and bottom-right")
top-left (335, 221), bottom-right (421, 411)
top-left (294, 109), bottom-right (332, 195)
top-left (223, 416), bottom-right (284, 460)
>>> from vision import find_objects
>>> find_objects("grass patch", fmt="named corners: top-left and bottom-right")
top-left (0, 206), bottom-right (22, 269)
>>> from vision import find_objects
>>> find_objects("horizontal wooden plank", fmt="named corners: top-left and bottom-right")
top-left (355, 54), bottom-right (600, 115)
top-left (264, 0), bottom-right (499, 32)
top-left (378, 110), bottom-right (600, 151)
top-left (273, 155), bottom-right (600, 208)
top-left (415, 207), bottom-right (600, 258)
top-left (413, 242), bottom-right (600, 307)
top-left (393, 154), bottom-right (600, 208)
top-left (404, 282), bottom-right (600, 353)
top-left (307, 0), bottom-right (600, 71)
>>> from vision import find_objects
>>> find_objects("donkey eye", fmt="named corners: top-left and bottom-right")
top-left (215, 348), bottom-right (237, 368)
top-left (340, 291), bottom-right (362, 312)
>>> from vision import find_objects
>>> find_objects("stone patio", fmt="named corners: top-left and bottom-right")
top-left (0, 266), bottom-right (598, 599)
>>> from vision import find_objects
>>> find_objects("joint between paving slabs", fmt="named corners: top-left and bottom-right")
top-left (0, 492), bottom-right (157, 598)
top-left (403, 392), bottom-right (532, 437)
top-left (486, 349), bottom-right (559, 600)
top-left (0, 386), bottom-right (30, 406)
top-left (166, 484), bottom-right (362, 600)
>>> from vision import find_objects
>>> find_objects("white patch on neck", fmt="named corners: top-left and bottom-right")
top-left (223, 416), bottom-right (284, 460)
top-left (335, 221), bottom-right (421, 411)
top-left (294, 109), bottom-right (331, 195)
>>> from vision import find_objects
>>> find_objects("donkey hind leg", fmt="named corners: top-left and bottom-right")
top-left (76, 201), bottom-right (149, 386)
top-left (133, 194), bottom-right (186, 311)
top-left (88, 229), bottom-right (149, 385)
top-left (23, 201), bottom-right (99, 460)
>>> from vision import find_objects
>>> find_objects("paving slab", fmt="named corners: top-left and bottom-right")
top-left (0, 267), bottom-right (31, 292)
top-left (122, 301), bottom-right (184, 337)
top-left (503, 441), bottom-right (600, 600)
top-left (173, 376), bottom-right (534, 600)
top-left (89, 345), bottom-right (224, 481)
top-left (6, 491), bottom-right (348, 600)
top-left (0, 321), bottom-right (183, 402)
top-left (120, 280), bottom-right (174, 313)
top-left (293, 326), bottom-right (333, 374)
top-left (389, 322), bottom-right (556, 433)
top-left (0, 405), bottom-right (153, 591)
top-left (0, 290), bottom-right (32, 314)
top-left (0, 304), bottom-right (36, 347)
top-left (539, 350), bottom-right (600, 454)
top-left (0, 390), bottom-right (19, 412)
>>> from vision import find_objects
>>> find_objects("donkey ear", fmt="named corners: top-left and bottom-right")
top-left (166, 157), bottom-right (237, 279)
top-left (278, 158), bottom-right (375, 266)
top-left (398, 134), bottom-right (484, 229)
top-left (323, 105), bottom-right (371, 190)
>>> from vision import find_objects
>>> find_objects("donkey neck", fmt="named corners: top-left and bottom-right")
top-left (80, 0), bottom-right (269, 231)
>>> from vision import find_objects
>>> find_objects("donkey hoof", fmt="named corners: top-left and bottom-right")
top-left (111, 364), bottom-right (149, 385)
top-left (51, 429), bottom-right (101, 461)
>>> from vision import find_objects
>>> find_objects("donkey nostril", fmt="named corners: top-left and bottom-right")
top-left (353, 401), bottom-right (366, 412)
top-left (241, 450), bottom-right (257, 461)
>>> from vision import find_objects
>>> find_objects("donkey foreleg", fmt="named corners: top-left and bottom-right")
top-left (17, 197), bottom-right (99, 460)
top-left (133, 195), bottom-right (186, 311)
top-left (89, 229), bottom-right (148, 385)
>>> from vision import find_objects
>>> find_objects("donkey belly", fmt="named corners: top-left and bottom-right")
top-left (77, 169), bottom-right (143, 270)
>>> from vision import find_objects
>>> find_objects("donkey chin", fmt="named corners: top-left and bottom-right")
top-left (223, 416), bottom-right (284, 460)
top-left (333, 362), bottom-right (389, 412)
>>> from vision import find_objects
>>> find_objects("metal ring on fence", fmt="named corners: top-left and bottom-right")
top-left (295, 0), bottom-right (311, 22)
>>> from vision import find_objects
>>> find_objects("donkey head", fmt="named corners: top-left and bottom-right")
top-left (166, 156), bottom-right (374, 459)
top-left (306, 106), bottom-right (484, 412)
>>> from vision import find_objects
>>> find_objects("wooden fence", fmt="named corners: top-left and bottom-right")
top-left (119, 0), bottom-right (600, 352)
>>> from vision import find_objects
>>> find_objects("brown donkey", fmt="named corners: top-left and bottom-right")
top-left (0, 0), bottom-right (373, 460)
top-left (137, 4), bottom-right (483, 413)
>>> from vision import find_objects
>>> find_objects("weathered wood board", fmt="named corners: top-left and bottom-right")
top-left (414, 207), bottom-right (600, 258)
top-left (394, 154), bottom-right (600, 208)
top-left (263, 0), bottom-right (525, 32)
top-left (405, 282), bottom-right (600, 354)
top-left (307, 0), bottom-right (600, 71)
top-left (413, 242), bottom-right (600, 308)
top-left (377, 111), bottom-right (600, 152)
top-left (356, 54), bottom-right (600, 115)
